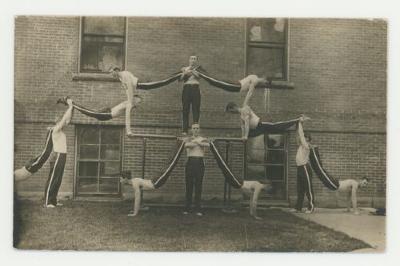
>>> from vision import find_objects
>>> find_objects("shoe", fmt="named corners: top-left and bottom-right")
top-left (183, 211), bottom-right (189, 215)
top-left (289, 208), bottom-right (302, 213)
top-left (45, 204), bottom-right (56, 208)
top-left (56, 203), bottom-right (63, 207)
top-left (196, 212), bottom-right (203, 216)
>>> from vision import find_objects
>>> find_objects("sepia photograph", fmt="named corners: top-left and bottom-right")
top-left (11, 15), bottom-right (387, 253)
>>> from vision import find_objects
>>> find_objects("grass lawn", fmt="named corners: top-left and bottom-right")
top-left (14, 199), bottom-right (370, 252)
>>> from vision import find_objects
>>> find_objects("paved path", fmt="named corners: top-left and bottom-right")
top-left (283, 207), bottom-right (386, 252)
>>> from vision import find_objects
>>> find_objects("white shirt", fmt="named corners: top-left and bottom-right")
top-left (52, 129), bottom-right (67, 153)
top-left (295, 123), bottom-right (310, 166)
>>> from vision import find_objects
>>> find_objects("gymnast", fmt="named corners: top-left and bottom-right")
top-left (119, 139), bottom-right (272, 219)
top-left (225, 102), bottom-right (304, 139)
top-left (58, 67), bottom-right (141, 137)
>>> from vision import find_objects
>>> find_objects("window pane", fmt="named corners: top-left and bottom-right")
top-left (81, 41), bottom-right (99, 71)
top-left (77, 178), bottom-right (98, 193)
top-left (266, 165), bottom-right (284, 180)
top-left (79, 145), bottom-right (99, 159)
top-left (79, 128), bottom-right (99, 144)
top-left (266, 181), bottom-right (286, 200)
top-left (246, 165), bottom-right (265, 180)
top-left (78, 162), bottom-right (98, 177)
top-left (266, 150), bottom-right (285, 164)
top-left (99, 178), bottom-right (119, 193)
top-left (248, 18), bottom-right (285, 43)
top-left (246, 135), bottom-right (265, 163)
top-left (83, 17), bottom-right (125, 35)
top-left (247, 47), bottom-right (284, 78)
top-left (100, 145), bottom-right (120, 160)
top-left (267, 134), bottom-right (284, 148)
top-left (101, 128), bottom-right (120, 144)
top-left (100, 161), bottom-right (120, 176)
top-left (98, 45), bottom-right (123, 72)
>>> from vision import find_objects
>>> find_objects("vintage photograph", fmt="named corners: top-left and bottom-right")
top-left (13, 16), bottom-right (386, 252)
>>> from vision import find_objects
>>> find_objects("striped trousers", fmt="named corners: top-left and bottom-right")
top-left (295, 163), bottom-right (315, 211)
top-left (44, 153), bottom-right (67, 206)
top-left (25, 129), bottom-right (53, 174)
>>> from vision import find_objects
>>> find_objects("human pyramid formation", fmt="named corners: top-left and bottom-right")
top-left (14, 55), bottom-right (369, 219)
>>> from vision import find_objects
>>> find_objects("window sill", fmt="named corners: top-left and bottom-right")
top-left (72, 73), bottom-right (119, 82)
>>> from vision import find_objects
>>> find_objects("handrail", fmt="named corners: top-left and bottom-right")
top-left (130, 133), bottom-right (247, 208)
top-left (129, 133), bottom-right (244, 142)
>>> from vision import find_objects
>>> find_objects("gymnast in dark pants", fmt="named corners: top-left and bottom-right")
top-left (180, 55), bottom-right (206, 134)
top-left (293, 118), bottom-right (315, 214)
top-left (183, 124), bottom-right (210, 216)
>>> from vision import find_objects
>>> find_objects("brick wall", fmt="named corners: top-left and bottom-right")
top-left (14, 17), bottom-right (386, 207)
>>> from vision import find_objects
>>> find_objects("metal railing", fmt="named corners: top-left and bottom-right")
top-left (129, 133), bottom-right (247, 207)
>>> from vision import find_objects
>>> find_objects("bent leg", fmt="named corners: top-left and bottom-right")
top-left (110, 101), bottom-right (128, 118)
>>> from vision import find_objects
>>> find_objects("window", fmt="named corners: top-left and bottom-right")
top-left (246, 134), bottom-right (288, 200)
top-left (80, 17), bottom-right (126, 73)
top-left (246, 18), bottom-right (288, 80)
top-left (76, 126), bottom-right (122, 196)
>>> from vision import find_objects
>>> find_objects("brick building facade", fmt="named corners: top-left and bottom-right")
top-left (14, 17), bottom-right (386, 208)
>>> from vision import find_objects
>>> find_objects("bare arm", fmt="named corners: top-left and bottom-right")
top-left (130, 185), bottom-right (142, 216)
top-left (297, 121), bottom-right (309, 148)
top-left (179, 67), bottom-right (189, 81)
top-left (125, 85), bottom-right (134, 134)
top-left (184, 140), bottom-right (198, 148)
top-left (351, 185), bottom-right (358, 213)
top-left (251, 187), bottom-right (262, 219)
top-left (53, 101), bottom-right (73, 132)
top-left (346, 191), bottom-right (352, 212)
top-left (196, 138), bottom-right (210, 147)
top-left (243, 82), bottom-right (255, 107)
top-left (243, 117), bottom-right (250, 140)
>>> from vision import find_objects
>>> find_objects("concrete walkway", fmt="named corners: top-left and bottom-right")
top-left (282, 207), bottom-right (386, 252)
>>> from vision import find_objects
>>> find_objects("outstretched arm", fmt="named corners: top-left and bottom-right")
top-left (297, 121), bottom-right (308, 148)
top-left (125, 85), bottom-right (134, 135)
top-left (53, 99), bottom-right (73, 132)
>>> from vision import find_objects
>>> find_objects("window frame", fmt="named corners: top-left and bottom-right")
top-left (246, 133), bottom-right (289, 201)
top-left (74, 125), bottom-right (124, 197)
top-left (245, 18), bottom-right (289, 81)
top-left (78, 16), bottom-right (128, 74)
